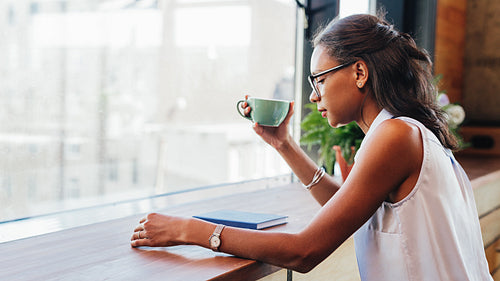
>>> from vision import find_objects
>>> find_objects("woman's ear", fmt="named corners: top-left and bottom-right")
top-left (354, 61), bottom-right (369, 89)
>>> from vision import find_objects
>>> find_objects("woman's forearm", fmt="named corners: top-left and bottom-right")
top-left (186, 218), bottom-right (324, 273)
top-left (131, 213), bottom-right (320, 272)
top-left (275, 135), bottom-right (340, 206)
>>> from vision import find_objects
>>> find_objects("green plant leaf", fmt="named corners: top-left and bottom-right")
top-left (300, 104), bottom-right (364, 174)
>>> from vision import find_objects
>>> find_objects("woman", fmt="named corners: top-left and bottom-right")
top-left (131, 14), bottom-right (493, 280)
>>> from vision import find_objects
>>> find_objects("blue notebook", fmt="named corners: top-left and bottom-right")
top-left (193, 210), bottom-right (288, 230)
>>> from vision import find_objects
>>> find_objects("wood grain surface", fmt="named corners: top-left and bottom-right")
top-left (0, 183), bottom-right (320, 281)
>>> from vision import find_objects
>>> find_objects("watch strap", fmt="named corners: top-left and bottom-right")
top-left (210, 224), bottom-right (225, 251)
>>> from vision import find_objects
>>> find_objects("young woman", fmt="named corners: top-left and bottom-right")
top-left (131, 14), bottom-right (493, 280)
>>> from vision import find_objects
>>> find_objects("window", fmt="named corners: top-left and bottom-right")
top-left (339, 0), bottom-right (373, 18)
top-left (0, 0), bottom-right (296, 238)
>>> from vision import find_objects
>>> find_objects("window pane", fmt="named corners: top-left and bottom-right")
top-left (339, 0), bottom-right (372, 18)
top-left (0, 0), bottom-right (296, 224)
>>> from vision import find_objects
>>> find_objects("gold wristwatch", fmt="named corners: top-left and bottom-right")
top-left (209, 224), bottom-right (225, 252)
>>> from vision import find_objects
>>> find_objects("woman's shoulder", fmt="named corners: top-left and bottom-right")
top-left (371, 118), bottom-right (421, 145)
top-left (380, 118), bottom-right (421, 137)
top-left (348, 117), bottom-right (424, 205)
top-left (360, 118), bottom-right (423, 167)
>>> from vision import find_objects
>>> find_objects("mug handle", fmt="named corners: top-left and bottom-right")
top-left (237, 100), bottom-right (253, 121)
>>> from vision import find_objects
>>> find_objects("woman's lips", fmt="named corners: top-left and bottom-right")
top-left (320, 110), bottom-right (327, 118)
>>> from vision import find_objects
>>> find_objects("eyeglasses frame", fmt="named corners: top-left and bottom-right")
top-left (307, 61), bottom-right (355, 99)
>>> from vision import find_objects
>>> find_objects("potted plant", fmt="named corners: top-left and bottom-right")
top-left (300, 103), bottom-right (364, 179)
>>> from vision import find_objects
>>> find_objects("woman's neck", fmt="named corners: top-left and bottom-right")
top-left (356, 99), bottom-right (382, 134)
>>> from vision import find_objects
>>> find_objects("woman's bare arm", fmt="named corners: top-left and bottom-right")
top-left (131, 119), bottom-right (423, 273)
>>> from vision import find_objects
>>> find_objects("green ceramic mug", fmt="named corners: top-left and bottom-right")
top-left (237, 97), bottom-right (291, 127)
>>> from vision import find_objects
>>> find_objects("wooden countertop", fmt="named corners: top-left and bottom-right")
top-left (0, 183), bottom-right (320, 281)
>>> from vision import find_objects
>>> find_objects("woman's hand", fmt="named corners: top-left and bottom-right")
top-left (130, 213), bottom-right (189, 248)
top-left (240, 95), bottom-right (295, 150)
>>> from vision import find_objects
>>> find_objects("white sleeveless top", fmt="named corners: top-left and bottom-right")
top-left (353, 109), bottom-right (493, 281)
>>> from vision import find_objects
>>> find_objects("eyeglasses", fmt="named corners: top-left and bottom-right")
top-left (308, 62), bottom-right (354, 99)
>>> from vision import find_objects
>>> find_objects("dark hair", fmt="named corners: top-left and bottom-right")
top-left (313, 13), bottom-right (459, 150)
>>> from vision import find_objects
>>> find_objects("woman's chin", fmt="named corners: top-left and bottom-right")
top-left (327, 119), bottom-right (338, 128)
top-left (328, 119), bottom-right (349, 128)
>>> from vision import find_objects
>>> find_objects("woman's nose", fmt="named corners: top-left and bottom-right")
top-left (309, 90), bottom-right (319, 103)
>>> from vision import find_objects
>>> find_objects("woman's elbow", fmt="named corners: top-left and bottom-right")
top-left (288, 258), bottom-right (323, 273)
top-left (286, 248), bottom-right (325, 273)
top-left (277, 233), bottom-right (336, 273)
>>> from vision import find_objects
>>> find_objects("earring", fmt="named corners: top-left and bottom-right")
top-left (357, 82), bottom-right (363, 88)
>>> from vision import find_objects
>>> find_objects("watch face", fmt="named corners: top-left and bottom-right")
top-left (210, 236), bottom-right (221, 248)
